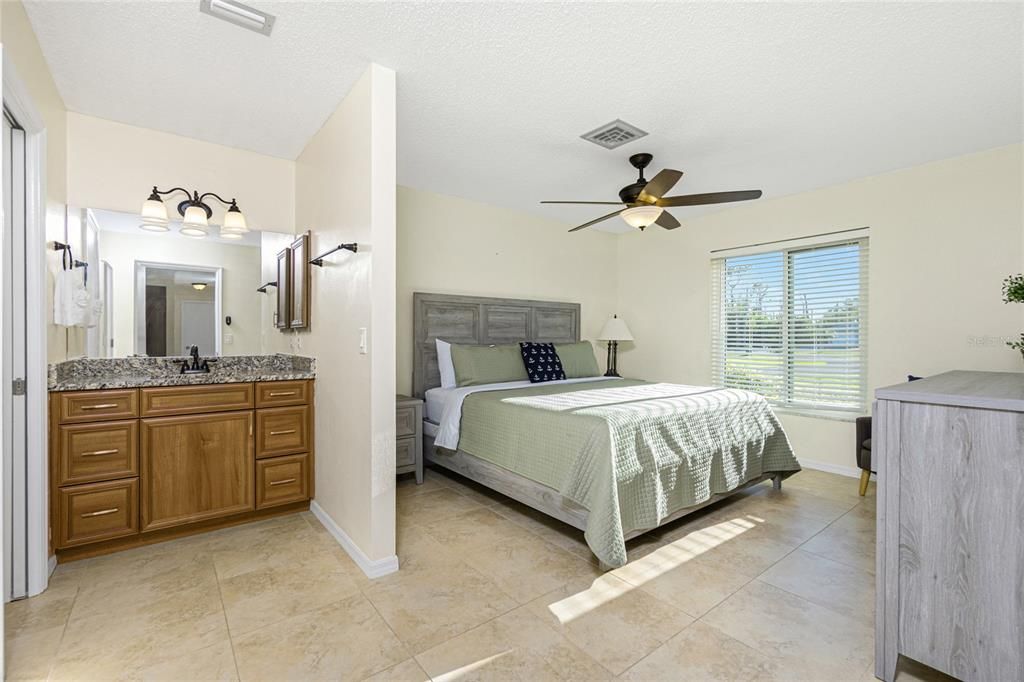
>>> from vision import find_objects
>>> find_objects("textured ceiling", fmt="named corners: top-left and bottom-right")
top-left (26, 2), bottom-right (1023, 232)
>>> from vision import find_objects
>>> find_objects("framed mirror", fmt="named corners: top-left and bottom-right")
top-left (275, 247), bottom-right (291, 329)
top-left (289, 232), bottom-right (310, 329)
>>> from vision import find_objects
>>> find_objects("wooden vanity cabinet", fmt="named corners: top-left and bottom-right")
top-left (49, 379), bottom-right (314, 560)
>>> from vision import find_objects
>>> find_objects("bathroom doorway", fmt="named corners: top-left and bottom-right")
top-left (133, 262), bottom-right (222, 357)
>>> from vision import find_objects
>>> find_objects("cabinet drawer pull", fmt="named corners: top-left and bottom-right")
top-left (268, 478), bottom-right (297, 486)
top-left (81, 507), bottom-right (119, 518)
top-left (81, 403), bottom-right (118, 410)
top-left (269, 391), bottom-right (296, 397)
top-left (81, 449), bottom-right (118, 457)
top-left (269, 429), bottom-right (297, 436)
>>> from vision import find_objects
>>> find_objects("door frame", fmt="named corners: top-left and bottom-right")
top-left (133, 261), bottom-right (223, 356)
top-left (2, 50), bottom-right (52, 599)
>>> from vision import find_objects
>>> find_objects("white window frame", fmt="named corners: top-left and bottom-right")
top-left (712, 233), bottom-right (869, 415)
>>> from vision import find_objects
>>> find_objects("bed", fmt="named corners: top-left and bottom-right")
top-left (413, 292), bottom-right (800, 568)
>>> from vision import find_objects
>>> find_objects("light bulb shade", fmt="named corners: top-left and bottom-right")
top-left (222, 205), bottom-right (248, 233)
top-left (621, 205), bottom-right (663, 229)
top-left (191, 282), bottom-right (208, 291)
top-left (598, 315), bottom-right (634, 341)
top-left (180, 225), bottom-right (208, 238)
top-left (139, 219), bottom-right (170, 233)
top-left (141, 197), bottom-right (169, 224)
top-left (182, 205), bottom-right (209, 229)
top-left (218, 229), bottom-right (243, 240)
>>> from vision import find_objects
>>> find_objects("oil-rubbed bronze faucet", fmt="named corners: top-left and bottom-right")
top-left (180, 345), bottom-right (212, 374)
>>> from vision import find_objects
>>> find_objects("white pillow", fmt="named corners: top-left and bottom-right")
top-left (436, 338), bottom-right (456, 388)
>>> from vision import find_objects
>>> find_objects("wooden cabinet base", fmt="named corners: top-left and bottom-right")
top-left (55, 500), bottom-right (309, 563)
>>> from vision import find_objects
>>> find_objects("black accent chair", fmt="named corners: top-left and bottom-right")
top-left (857, 375), bottom-right (923, 496)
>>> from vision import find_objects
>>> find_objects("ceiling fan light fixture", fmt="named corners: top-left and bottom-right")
top-left (621, 205), bottom-right (663, 230)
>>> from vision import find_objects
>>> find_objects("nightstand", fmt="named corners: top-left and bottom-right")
top-left (396, 395), bottom-right (423, 484)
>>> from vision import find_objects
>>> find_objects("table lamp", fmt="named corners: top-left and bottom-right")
top-left (598, 314), bottom-right (633, 377)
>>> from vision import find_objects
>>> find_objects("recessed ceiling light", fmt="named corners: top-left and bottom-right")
top-left (199, 0), bottom-right (275, 36)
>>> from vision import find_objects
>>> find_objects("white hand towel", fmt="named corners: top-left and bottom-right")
top-left (53, 267), bottom-right (91, 328)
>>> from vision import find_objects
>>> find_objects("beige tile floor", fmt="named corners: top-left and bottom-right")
top-left (6, 468), bottom-right (954, 681)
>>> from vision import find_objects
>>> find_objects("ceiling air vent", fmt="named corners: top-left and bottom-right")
top-left (580, 119), bottom-right (648, 150)
top-left (200, 0), bottom-right (275, 36)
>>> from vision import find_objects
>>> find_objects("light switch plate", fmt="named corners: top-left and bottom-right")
top-left (359, 327), bottom-right (368, 354)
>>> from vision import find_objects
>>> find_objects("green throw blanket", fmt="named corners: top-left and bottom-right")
top-left (453, 379), bottom-right (800, 567)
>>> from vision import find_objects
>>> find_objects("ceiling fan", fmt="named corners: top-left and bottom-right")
top-left (542, 153), bottom-right (763, 233)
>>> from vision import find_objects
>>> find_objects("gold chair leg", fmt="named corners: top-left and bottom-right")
top-left (858, 469), bottom-right (870, 496)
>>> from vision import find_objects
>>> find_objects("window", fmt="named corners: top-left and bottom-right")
top-left (711, 238), bottom-right (868, 412)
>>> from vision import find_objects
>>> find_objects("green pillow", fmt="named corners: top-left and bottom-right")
top-left (555, 341), bottom-right (601, 378)
top-left (451, 344), bottom-right (529, 387)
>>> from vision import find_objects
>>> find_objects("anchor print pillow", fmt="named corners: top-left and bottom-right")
top-left (519, 342), bottom-right (567, 383)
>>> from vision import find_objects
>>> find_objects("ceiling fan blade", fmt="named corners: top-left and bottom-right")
top-left (657, 190), bottom-right (763, 207)
top-left (636, 169), bottom-right (683, 204)
top-left (540, 200), bottom-right (623, 205)
top-left (655, 210), bottom-right (681, 230)
top-left (568, 209), bottom-right (623, 233)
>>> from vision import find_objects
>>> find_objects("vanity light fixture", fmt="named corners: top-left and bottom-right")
top-left (139, 186), bottom-right (250, 240)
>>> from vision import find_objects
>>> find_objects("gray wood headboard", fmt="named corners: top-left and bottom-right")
top-left (412, 292), bottom-right (581, 398)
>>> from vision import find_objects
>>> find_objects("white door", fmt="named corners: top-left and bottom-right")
top-left (2, 107), bottom-right (29, 601)
top-left (102, 261), bottom-right (114, 357)
top-left (180, 300), bottom-right (215, 355)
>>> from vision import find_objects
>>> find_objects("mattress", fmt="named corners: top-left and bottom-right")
top-left (436, 378), bottom-right (800, 567)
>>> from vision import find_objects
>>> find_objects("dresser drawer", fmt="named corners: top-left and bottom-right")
top-left (256, 406), bottom-right (310, 458)
top-left (396, 406), bottom-right (418, 438)
top-left (57, 478), bottom-right (139, 548)
top-left (255, 380), bottom-right (310, 408)
top-left (57, 420), bottom-right (138, 486)
top-left (396, 436), bottom-right (417, 467)
top-left (57, 390), bottom-right (139, 424)
top-left (256, 453), bottom-right (310, 509)
top-left (140, 383), bottom-right (254, 417)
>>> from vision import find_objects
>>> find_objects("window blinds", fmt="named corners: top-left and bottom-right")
top-left (711, 238), bottom-right (868, 411)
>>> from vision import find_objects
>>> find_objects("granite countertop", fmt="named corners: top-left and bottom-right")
top-left (48, 354), bottom-right (315, 392)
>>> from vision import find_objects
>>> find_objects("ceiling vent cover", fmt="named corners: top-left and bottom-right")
top-left (580, 119), bottom-right (648, 150)
top-left (200, 0), bottom-right (275, 36)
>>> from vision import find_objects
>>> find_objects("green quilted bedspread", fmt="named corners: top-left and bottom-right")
top-left (455, 379), bottom-right (800, 567)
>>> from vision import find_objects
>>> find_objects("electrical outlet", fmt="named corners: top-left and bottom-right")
top-left (359, 327), bottom-right (368, 354)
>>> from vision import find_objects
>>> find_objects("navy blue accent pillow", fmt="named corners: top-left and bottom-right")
top-left (519, 342), bottom-right (566, 383)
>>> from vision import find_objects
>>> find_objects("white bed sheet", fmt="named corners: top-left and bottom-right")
top-left (426, 376), bottom-right (617, 450)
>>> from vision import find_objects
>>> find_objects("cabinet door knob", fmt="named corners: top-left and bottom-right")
top-left (81, 507), bottom-right (119, 518)
top-left (268, 478), bottom-right (297, 486)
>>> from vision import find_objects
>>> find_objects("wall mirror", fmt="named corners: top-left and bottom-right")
top-left (81, 208), bottom-right (293, 358)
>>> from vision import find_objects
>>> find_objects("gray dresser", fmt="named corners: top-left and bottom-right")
top-left (396, 395), bottom-right (424, 484)
top-left (874, 371), bottom-right (1024, 682)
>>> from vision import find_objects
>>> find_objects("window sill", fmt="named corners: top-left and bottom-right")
top-left (772, 407), bottom-right (864, 423)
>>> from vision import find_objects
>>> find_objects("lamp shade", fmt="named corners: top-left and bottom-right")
top-left (598, 315), bottom-right (634, 341)
top-left (218, 229), bottom-right (244, 240)
top-left (182, 204), bottom-right (209, 228)
top-left (141, 197), bottom-right (169, 224)
top-left (221, 204), bottom-right (248, 234)
top-left (621, 206), bottom-right (663, 229)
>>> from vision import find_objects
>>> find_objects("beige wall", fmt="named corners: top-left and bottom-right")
top-left (97, 230), bottom-right (262, 357)
top-left (1, 0), bottom-right (71, 363)
top-left (263, 64), bottom-right (397, 566)
top-left (616, 144), bottom-right (1024, 472)
top-left (67, 113), bottom-right (296, 234)
top-left (395, 186), bottom-right (619, 394)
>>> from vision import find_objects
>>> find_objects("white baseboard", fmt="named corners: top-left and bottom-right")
top-left (799, 458), bottom-right (862, 479)
top-left (309, 500), bottom-right (398, 579)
